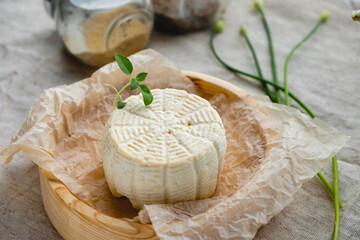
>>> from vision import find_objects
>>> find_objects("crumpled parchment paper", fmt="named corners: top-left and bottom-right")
top-left (0, 49), bottom-right (349, 239)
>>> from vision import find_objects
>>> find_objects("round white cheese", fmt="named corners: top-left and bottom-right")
top-left (102, 88), bottom-right (227, 209)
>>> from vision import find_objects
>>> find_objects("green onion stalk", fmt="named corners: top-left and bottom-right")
top-left (211, 25), bottom-right (314, 117)
top-left (283, 10), bottom-right (330, 106)
top-left (281, 10), bottom-right (340, 240)
top-left (210, 15), bottom-right (341, 239)
top-left (240, 26), bottom-right (276, 102)
top-left (254, 0), bottom-right (281, 103)
top-left (332, 156), bottom-right (340, 239)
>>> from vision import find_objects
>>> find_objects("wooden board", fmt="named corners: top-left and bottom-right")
top-left (39, 71), bottom-right (249, 240)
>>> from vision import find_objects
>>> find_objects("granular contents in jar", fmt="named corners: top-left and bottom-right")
top-left (64, 5), bottom-right (151, 67)
top-left (153, 0), bottom-right (219, 32)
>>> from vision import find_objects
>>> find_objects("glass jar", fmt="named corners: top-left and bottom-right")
top-left (152, 0), bottom-right (229, 33)
top-left (44, 0), bottom-right (153, 67)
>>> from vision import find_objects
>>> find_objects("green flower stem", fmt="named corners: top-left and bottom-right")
top-left (284, 19), bottom-right (323, 106)
top-left (210, 30), bottom-right (342, 207)
top-left (210, 30), bottom-right (314, 116)
top-left (241, 28), bottom-right (276, 102)
top-left (258, 8), bottom-right (282, 104)
top-left (332, 156), bottom-right (340, 240)
top-left (113, 81), bottom-right (131, 110)
top-left (317, 171), bottom-right (342, 208)
top-left (282, 12), bottom-right (340, 239)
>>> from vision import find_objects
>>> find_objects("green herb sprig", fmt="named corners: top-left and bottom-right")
top-left (104, 54), bottom-right (153, 110)
top-left (210, 9), bottom-right (341, 239)
top-left (211, 21), bottom-right (341, 201)
top-left (254, 0), bottom-right (281, 104)
top-left (280, 12), bottom-right (340, 239)
top-left (240, 26), bottom-right (276, 102)
top-left (280, 10), bottom-right (341, 209)
top-left (284, 10), bottom-right (329, 106)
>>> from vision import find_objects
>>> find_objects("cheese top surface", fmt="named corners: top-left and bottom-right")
top-left (105, 88), bottom-right (225, 166)
top-left (102, 88), bottom-right (227, 208)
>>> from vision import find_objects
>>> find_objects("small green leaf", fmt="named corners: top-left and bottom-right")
top-left (139, 85), bottom-right (153, 106)
top-left (130, 78), bottom-right (139, 90)
top-left (117, 101), bottom-right (127, 109)
top-left (114, 54), bottom-right (133, 75)
top-left (136, 72), bottom-right (148, 82)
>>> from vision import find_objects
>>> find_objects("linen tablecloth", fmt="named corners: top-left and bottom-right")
top-left (1, 0), bottom-right (359, 239)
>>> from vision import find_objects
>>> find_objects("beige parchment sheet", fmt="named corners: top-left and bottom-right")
top-left (0, 49), bottom-right (349, 240)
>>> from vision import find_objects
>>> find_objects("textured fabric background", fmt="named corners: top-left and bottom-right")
top-left (0, 0), bottom-right (359, 239)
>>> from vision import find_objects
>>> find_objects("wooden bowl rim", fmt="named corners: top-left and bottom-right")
top-left (40, 70), bottom-right (250, 236)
